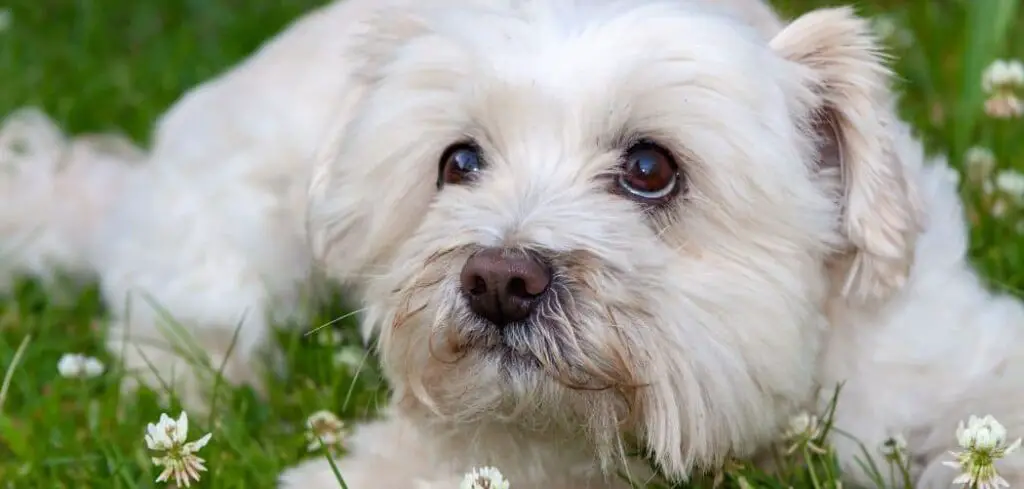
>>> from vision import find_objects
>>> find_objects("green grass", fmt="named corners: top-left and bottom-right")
top-left (0, 0), bottom-right (1022, 488)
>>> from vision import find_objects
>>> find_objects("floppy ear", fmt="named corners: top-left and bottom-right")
top-left (770, 7), bottom-right (924, 304)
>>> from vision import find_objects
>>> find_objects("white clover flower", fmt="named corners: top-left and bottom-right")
top-left (785, 412), bottom-right (822, 440)
top-left (957, 415), bottom-right (1017, 452)
top-left (982, 60), bottom-right (1024, 119)
top-left (56, 353), bottom-right (105, 378)
top-left (145, 411), bottom-right (212, 487)
top-left (305, 410), bottom-right (347, 453)
top-left (943, 415), bottom-right (1021, 489)
top-left (995, 170), bottom-right (1024, 202)
top-left (870, 16), bottom-right (897, 41)
top-left (315, 328), bottom-right (339, 346)
top-left (985, 95), bottom-right (1023, 119)
top-left (869, 15), bottom-right (912, 48)
top-left (783, 411), bottom-right (826, 455)
top-left (145, 413), bottom-right (187, 451)
top-left (0, 9), bottom-right (10, 33)
top-left (983, 60), bottom-right (1024, 94)
top-left (991, 198), bottom-right (1010, 218)
top-left (965, 147), bottom-right (997, 184)
top-left (460, 466), bottom-right (510, 489)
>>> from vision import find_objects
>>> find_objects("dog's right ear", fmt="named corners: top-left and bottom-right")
top-left (770, 7), bottom-right (924, 305)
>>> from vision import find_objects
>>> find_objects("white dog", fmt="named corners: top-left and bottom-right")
top-left (2, 1), bottom-right (1022, 488)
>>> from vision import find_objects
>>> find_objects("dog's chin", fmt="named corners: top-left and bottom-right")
top-left (434, 340), bottom-right (628, 434)
top-left (429, 326), bottom-right (637, 464)
top-left (481, 344), bottom-right (543, 375)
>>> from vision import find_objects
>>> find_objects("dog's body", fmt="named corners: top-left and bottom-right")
top-left (2, 1), bottom-right (1023, 488)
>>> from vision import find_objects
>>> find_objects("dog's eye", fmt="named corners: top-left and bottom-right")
top-left (617, 142), bottom-right (680, 203)
top-left (438, 143), bottom-right (484, 188)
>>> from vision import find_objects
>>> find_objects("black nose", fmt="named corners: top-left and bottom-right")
top-left (459, 247), bottom-right (552, 327)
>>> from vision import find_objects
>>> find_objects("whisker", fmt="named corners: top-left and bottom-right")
top-left (303, 307), bottom-right (368, 337)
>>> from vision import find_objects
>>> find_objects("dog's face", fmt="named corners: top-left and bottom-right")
top-left (308, 0), bottom-right (922, 478)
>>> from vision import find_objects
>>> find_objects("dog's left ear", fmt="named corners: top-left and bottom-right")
top-left (770, 7), bottom-right (924, 304)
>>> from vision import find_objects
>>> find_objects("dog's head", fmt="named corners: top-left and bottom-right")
top-left (307, 0), bottom-right (922, 478)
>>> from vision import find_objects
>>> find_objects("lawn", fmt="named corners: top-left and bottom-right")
top-left (0, 0), bottom-right (1022, 488)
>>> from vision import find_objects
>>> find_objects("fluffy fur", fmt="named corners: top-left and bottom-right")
top-left (1, 1), bottom-right (1022, 489)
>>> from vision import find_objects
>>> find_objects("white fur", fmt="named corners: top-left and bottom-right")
top-left (1, 1), bottom-right (1021, 489)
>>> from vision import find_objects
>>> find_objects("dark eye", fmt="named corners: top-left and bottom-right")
top-left (617, 141), bottom-right (680, 203)
top-left (438, 143), bottom-right (484, 188)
